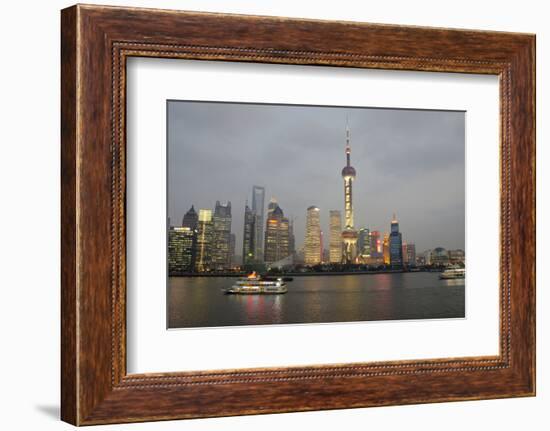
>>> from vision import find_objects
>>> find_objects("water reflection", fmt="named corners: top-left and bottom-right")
top-left (168, 272), bottom-right (465, 329)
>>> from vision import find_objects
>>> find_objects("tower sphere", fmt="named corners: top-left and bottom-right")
top-left (341, 165), bottom-right (356, 179)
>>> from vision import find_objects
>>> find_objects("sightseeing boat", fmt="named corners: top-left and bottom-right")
top-left (223, 272), bottom-right (288, 294)
top-left (439, 267), bottom-right (466, 280)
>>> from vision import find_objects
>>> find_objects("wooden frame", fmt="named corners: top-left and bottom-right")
top-left (61, 4), bottom-right (535, 425)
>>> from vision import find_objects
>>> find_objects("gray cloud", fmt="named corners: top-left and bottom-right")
top-left (168, 101), bottom-right (465, 254)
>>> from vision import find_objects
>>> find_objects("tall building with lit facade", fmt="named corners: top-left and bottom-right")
top-left (195, 209), bottom-right (213, 272)
top-left (304, 206), bottom-right (322, 265)
top-left (329, 210), bottom-right (342, 263)
top-left (211, 201), bottom-right (232, 270)
top-left (252, 185), bottom-right (265, 262)
top-left (383, 233), bottom-right (390, 265)
top-left (389, 214), bottom-right (403, 267)
top-left (370, 230), bottom-right (382, 256)
top-left (357, 227), bottom-right (371, 260)
top-left (264, 203), bottom-right (290, 263)
top-left (178, 205), bottom-right (199, 268)
top-left (242, 204), bottom-right (255, 265)
top-left (341, 121), bottom-right (358, 263)
top-left (168, 226), bottom-right (196, 274)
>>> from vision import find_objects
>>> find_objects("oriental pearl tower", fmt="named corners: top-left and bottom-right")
top-left (341, 119), bottom-right (358, 264)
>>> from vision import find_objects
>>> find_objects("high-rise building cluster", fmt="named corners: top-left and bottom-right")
top-left (169, 187), bottom-right (297, 274)
top-left (169, 118), bottom-right (460, 274)
top-left (301, 120), bottom-right (417, 268)
top-left (169, 202), bottom-right (235, 274)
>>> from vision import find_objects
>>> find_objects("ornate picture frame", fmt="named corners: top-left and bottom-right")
top-left (61, 4), bottom-right (535, 425)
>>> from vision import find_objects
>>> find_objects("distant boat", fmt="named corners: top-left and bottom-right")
top-left (223, 272), bottom-right (288, 294)
top-left (440, 267), bottom-right (465, 280)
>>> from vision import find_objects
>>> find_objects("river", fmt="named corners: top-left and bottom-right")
top-left (168, 272), bottom-right (465, 328)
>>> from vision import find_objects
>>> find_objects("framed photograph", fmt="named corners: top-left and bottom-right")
top-left (61, 4), bottom-right (535, 425)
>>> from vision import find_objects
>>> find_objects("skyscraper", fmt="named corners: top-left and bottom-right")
top-left (182, 205), bottom-right (198, 230)
top-left (320, 230), bottom-right (324, 263)
top-left (211, 201), bottom-right (232, 270)
top-left (267, 197), bottom-right (278, 218)
top-left (389, 214), bottom-right (403, 267)
top-left (168, 226), bottom-right (195, 274)
top-left (383, 233), bottom-right (390, 265)
top-left (329, 210), bottom-right (342, 263)
top-left (252, 185), bottom-right (265, 262)
top-left (264, 202), bottom-right (290, 264)
top-left (305, 206), bottom-right (322, 265)
top-left (242, 203), bottom-right (255, 265)
top-left (405, 243), bottom-right (417, 266)
top-left (179, 205), bottom-right (199, 267)
top-left (370, 230), bottom-right (382, 255)
top-left (341, 120), bottom-right (358, 264)
top-left (229, 233), bottom-right (236, 267)
top-left (195, 209), bottom-right (213, 272)
top-left (357, 227), bottom-right (371, 259)
top-left (288, 217), bottom-right (296, 259)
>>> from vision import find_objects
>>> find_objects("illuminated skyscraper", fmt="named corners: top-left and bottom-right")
top-left (195, 209), bottom-right (213, 272)
top-left (252, 185), bottom-right (265, 262)
top-left (341, 119), bottom-right (358, 263)
top-left (179, 205), bottom-right (199, 267)
top-left (168, 226), bottom-right (196, 274)
top-left (242, 203), bottom-right (255, 265)
top-left (383, 233), bottom-right (390, 265)
top-left (370, 230), bottom-right (382, 255)
top-left (357, 227), bottom-right (371, 260)
top-left (389, 213), bottom-right (403, 267)
top-left (320, 230), bottom-right (324, 263)
top-left (264, 202), bottom-right (290, 263)
top-left (329, 210), bottom-right (342, 263)
top-left (304, 206), bottom-right (322, 265)
top-left (211, 201), bottom-right (232, 269)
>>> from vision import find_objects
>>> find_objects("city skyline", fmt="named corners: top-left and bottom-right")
top-left (168, 101), bottom-right (465, 255)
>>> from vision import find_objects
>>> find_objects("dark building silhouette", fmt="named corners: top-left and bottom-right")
top-left (251, 185), bottom-right (265, 262)
top-left (242, 204), bottom-right (256, 265)
top-left (182, 205), bottom-right (198, 230)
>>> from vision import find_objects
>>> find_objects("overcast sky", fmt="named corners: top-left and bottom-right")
top-left (168, 101), bottom-right (465, 255)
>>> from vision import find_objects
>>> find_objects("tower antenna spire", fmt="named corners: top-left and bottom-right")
top-left (345, 115), bottom-right (351, 166)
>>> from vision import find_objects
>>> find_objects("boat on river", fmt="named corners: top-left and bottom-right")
top-left (223, 272), bottom-right (288, 294)
top-left (439, 267), bottom-right (465, 280)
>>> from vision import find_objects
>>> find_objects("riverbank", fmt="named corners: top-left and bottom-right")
top-left (169, 268), bottom-right (442, 277)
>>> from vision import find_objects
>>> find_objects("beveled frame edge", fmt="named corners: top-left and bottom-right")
top-left (61, 4), bottom-right (535, 425)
